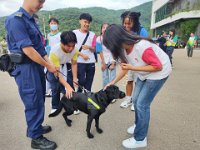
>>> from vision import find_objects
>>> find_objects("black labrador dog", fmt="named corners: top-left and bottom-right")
top-left (49, 85), bottom-right (125, 138)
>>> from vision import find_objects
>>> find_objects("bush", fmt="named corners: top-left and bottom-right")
top-left (178, 19), bottom-right (200, 42)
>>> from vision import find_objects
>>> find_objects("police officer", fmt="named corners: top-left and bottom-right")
top-left (5, 0), bottom-right (57, 149)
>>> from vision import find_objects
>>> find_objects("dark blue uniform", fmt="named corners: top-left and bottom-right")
top-left (5, 7), bottom-right (47, 139)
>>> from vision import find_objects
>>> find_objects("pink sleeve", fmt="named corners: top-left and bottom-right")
top-left (142, 47), bottom-right (162, 69)
top-left (92, 35), bottom-right (96, 48)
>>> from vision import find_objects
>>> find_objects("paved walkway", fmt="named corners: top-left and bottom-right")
top-left (0, 49), bottom-right (200, 150)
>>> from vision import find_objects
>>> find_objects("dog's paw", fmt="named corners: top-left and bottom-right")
top-left (87, 133), bottom-right (94, 139)
top-left (96, 128), bottom-right (103, 134)
top-left (66, 122), bottom-right (72, 127)
top-left (48, 114), bottom-right (53, 117)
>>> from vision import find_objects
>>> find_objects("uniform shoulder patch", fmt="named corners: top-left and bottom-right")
top-left (15, 12), bottom-right (23, 17)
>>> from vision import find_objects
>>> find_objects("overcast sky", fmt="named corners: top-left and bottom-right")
top-left (0, 0), bottom-right (151, 17)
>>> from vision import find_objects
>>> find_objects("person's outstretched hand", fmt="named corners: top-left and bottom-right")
top-left (47, 63), bottom-right (57, 73)
top-left (103, 80), bottom-right (115, 90)
top-left (65, 86), bottom-right (74, 99)
top-left (121, 63), bottom-right (132, 70)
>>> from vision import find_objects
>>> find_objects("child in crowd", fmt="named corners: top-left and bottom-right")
top-left (73, 13), bottom-right (96, 93)
top-left (45, 17), bottom-right (61, 97)
top-left (186, 32), bottom-right (197, 57)
top-left (96, 23), bottom-right (117, 103)
top-left (165, 29), bottom-right (178, 66)
top-left (47, 31), bottom-right (78, 114)
top-left (120, 11), bottom-right (148, 110)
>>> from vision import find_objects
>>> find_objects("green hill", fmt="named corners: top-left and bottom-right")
top-left (0, 1), bottom-right (152, 39)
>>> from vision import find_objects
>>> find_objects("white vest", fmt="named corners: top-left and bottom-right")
top-left (125, 40), bottom-right (172, 81)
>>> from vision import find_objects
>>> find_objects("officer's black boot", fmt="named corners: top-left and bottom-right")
top-left (31, 136), bottom-right (57, 150)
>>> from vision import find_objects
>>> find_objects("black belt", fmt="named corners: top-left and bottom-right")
top-left (9, 53), bottom-right (31, 64)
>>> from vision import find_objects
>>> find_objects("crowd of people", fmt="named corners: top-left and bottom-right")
top-left (156, 30), bottom-right (198, 63)
top-left (4, 0), bottom-right (197, 149)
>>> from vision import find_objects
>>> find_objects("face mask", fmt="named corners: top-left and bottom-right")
top-left (50, 24), bottom-right (58, 31)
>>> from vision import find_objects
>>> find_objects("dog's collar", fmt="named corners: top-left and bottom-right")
top-left (88, 97), bottom-right (101, 110)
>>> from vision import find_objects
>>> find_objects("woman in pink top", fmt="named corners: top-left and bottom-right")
top-left (103, 24), bottom-right (172, 149)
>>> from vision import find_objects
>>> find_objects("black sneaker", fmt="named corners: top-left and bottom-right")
top-left (31, 136), bottom-right (57, 150)
top-left (42, 125), bottom-right (52, 134)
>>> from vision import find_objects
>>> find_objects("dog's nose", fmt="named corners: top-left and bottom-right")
top-left (119, 92), bottom-right (126, 98)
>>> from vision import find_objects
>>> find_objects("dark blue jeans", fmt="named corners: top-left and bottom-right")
top-left (132, 77), bottom-right (168, 141)
top-left (47, 72), bottom-right (65, 109)
top-left (77, 63), bottom-right (95, 92)
top-left (166, 46), bottom-right (174, 65)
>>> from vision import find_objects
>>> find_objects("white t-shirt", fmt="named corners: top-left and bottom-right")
top-left (73, 29), bottom-right (96, 63)
top-left (96, 36), bottom-right (114, 64)
top-left (125, 40), bottom-right (172, 81)
top-left (49, 43), bottom-right (78, 67)
top-left (47, 32), bottom-right (61, 48)
top-left (49, 43), bottom-right (78, 80)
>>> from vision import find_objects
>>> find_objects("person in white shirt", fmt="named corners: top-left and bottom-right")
top-left (103, 24), bottom-right (172, 149)
top-left (47, 31), bottom-right (78, 114)
top-left (47, 18), bottom-right (61, 50)
top-left (73, 13), bottom-right (96, 92)
top-left (96, 23), bottom-right (117, 103)
top-left (97, 23), bottom-right (116, 87)
top-left (120, 11), bottom-right (149, 110)
top-left (45, 17), bottom-right (61, 97)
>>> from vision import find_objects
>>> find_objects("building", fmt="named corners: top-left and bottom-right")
top-left (151, 0), bottom-right (200, 43)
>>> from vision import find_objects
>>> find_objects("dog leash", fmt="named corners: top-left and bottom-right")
top-left (45, 70), bottom-right (89, 93)
top-left (57, 70), bottom-right (89, 93)
top-left (49, 70), bottom-right (101, 110)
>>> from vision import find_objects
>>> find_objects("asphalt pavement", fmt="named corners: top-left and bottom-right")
top-left (0, 49), bottom-right (200, 150)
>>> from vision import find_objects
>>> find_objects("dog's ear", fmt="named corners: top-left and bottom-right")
top-left (107, 85), bottom-right (119, 93)
top-left (106, 85), bottom-right (115, 90)
top-left (104, 85), bottom-right (117, 99)
top-left (95, 90), bottom-right (107, 101)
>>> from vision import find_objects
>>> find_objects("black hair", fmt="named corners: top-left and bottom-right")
top-left (79, 13), bottom-right (92, 22)
top-left (169, 29), bottom-right (175, 38)
top-left (48, 17), bottom-right (59, 24)
top-left (33, 14), bottom-right (39, 19)
top-left (103, 24), bottom-right (154, 63)
top-left (60, 31), bottom-right (77, 45)
top-left (100, 23), bottom-right (109, 35)
top-left (121, 11), bottom-right (141, 33)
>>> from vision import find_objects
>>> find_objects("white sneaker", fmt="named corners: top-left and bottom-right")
top-left (127, 124), bottom-right (136, 134)
top-left (122, 137), bottom-right (147, 149)
top-left (111, 99), bottom-right (116, 103)
top-left (45, 90), bottom-right (52, 97)
top-left (50, 109), bottom-right (57, 114)
top-left (73, 110), bottom-right (80, 115)
top-left (131, 105), bottom-right (135, 111)
top-left (120, 98), bottom-right (132, 108)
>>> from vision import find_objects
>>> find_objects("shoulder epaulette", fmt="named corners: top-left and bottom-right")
top-left (15, 12), bottom-right (23, 17)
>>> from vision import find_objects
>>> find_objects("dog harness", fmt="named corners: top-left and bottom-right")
top-left (87, 97), bottom-right (100, 110)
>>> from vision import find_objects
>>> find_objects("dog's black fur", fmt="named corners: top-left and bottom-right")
top-left (49, 85), bottom-right (125, 138)
top-left (0, 54), bottom-right (14, 73)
